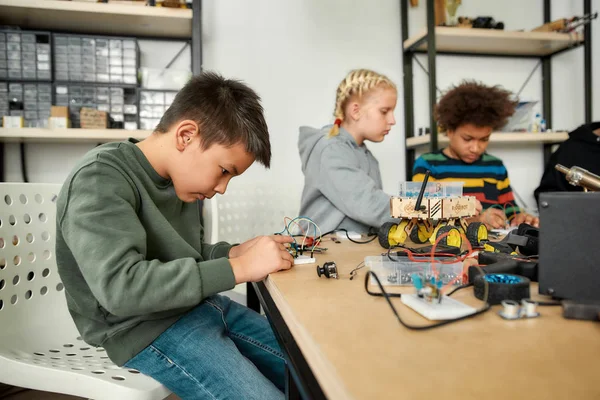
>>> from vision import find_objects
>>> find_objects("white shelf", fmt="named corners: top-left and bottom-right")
top-left (404, 27), bottom-right (583, 57)
top-left (0, 0), bottom-right (192, 39)
top-left (0, 128), bottom-right (151, 144)
top-left (406, 132), bottom-right (569, 150)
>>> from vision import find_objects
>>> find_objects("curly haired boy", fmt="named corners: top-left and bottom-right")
top-left (412, 81), bottom-right (538, 229)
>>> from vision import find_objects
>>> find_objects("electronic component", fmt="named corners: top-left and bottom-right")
top-left (366, 256), bottom-right (463, 287)
top-left (379, 171), bottom-right (488, 249)
top-left (294, 255), bottom-right (316, 265)
top-left (411, 273), bottom-right (442, 303)
top-left (473, 274), bottom-right (530, 305)
top-left (539, 192), bottom-right (600, 302)
top-left (316, 262), bottom-right (338, 279)
top-left (401, 294), bottom-right (476, 320)
top-left (562, 301), bottom-right (600, 321)
top-left (472, 254), bottom-right (538, 282)
top-left (498, 299), bottom-right (539, 320)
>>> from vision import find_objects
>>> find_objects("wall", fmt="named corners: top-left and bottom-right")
top-left (3, 0), bottom-right (599, 216)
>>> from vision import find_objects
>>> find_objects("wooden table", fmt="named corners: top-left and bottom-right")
top-left (254, 239), bottom-right (600, 400)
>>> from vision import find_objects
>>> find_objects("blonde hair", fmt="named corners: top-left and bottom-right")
top-left (328, 69), bottom-right (396, 137)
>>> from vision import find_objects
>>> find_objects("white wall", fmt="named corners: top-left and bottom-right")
top-left (201, 0), bottom-right (404, 200)
top-left (3, 0), bottom-right (599, 215)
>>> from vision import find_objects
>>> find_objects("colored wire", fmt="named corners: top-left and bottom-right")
top-left (321, 229), bottom-right (378, 244)
top-left (363, 267), bottom-right (490, 330)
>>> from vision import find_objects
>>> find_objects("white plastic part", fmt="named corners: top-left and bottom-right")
top-left (293, 255), bottom-right (316, 265)
top-left (401, 294), bottom-right (476, 320)
top-left (0, 183), bottom-right (170, 400)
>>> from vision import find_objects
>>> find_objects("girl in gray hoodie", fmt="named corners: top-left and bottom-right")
top-left (298, 69), bottom-right (398, 234)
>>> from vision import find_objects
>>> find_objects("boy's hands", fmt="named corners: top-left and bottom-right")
top-left (474, 199), bottom-right (483, 215)
top-left (478, 208), bottom-right (507, 230)
top-left (510, 212), bottom-right (539, 228)
top-left (229, 235), bottom-right (294, 283)
top-left (229, 235), bottom-right (292, 259)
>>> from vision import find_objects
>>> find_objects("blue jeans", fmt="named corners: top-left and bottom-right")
top-left (125, 295), bottom-right (285, 399)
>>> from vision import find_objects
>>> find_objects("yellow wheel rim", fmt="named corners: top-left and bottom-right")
top-left (387, 224), bottom-right (398, 247)
top-left (477, 224), bottom-right (488, 242)
top-left (430, 223), bottom-right (446, 245)
top-left (389, 220), bottom-right (409, 246)
top-left (417, 224), bottom-right (433, 242)
top-left (446, 228), bottom-right (462, 248)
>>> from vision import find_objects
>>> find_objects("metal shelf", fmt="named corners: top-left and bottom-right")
top-left (0, 128), bottom-right (151, 144)
top-left (406, 132), bottom-right (569, 150)
top-left (404, 27), bottom-right (584, 57)
top-left (0, 0), bottom-right (192, 39)
top-left (401, 0), bottom-right (593, 180)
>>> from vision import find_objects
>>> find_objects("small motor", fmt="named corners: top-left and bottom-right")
top-left (317, 262), bottom-right (338, 279)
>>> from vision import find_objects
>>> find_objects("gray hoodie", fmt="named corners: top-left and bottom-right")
top-left (298, 125), bottom-right (393, 234)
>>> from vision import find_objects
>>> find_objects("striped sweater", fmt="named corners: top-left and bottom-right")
top-left (412, 150), bottom-right (520, 217)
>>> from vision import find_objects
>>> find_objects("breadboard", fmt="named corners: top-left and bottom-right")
top-left (294, 255), bottom-right (316, 265)
top-left (401, 294), bottom-right (476, 320)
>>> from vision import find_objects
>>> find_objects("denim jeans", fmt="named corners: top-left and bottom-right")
top-left (125, 294), bottom-right (285, 400)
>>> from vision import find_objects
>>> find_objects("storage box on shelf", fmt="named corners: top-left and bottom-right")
top-left (0, 29), bottom-right (52, 81)
top-left (0, 82), bottom-right (52, 128)
top-left (54, 84), bottom-right (138, 130)
top-left (139, 89), bottom-right (177, 130)
top-left (53, 33), bottom-right (139, 85)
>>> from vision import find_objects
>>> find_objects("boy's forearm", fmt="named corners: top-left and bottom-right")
top-left (201, 241), bottom-right (234, 260)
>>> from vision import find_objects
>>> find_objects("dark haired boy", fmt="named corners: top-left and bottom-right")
top-left (412, 81), bottom-right (539, 229)
top-left (56, 72), bottom-right (292, 399)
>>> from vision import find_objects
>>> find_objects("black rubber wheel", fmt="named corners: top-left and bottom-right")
top-left (378, 222), bottom-right (397, 249)
top-left (435, 225), bottom-right (462, 248)
top-left (474, 273), bottom-right (530, 305)
top-left (466, 222), bottom-right (488, 247)
top-left (410, 224), bottom-right (428, 244)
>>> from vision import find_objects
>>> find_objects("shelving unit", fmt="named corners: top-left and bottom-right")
top-left (0, 0), bottom-right (202, 143)
top-left (0, 127), bottom-right (151, 143)
top-left (0, 0), bottom-right (192, 39)
top-left (401, 0), bottom-right (593, 179)
top-left (406, 131), bottom-right (569, 149)
top-left (404, 27), bottom-right (583, 56)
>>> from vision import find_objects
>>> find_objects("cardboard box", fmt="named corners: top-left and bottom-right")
top-left (2, 116), bottom-right (23, 128)
top-left (51, 106), bottom-right (69, 118)
top-left (80, 107), bottom-right (107, 129)
top-left (49, 106), bottom-right (70, 128)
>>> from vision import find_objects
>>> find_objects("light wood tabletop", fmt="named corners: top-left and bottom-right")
top-left (263, 238), bottom-right (600, 400)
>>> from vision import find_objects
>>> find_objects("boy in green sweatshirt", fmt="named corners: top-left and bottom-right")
top-left (56, 72), bottom-right (293, 399)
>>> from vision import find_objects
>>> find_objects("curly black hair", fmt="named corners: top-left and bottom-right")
top-left (435, 80), bottom-right (518, 132)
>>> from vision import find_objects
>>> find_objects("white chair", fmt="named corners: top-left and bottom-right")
top-left (0, 183), bottom-right (170, 400)
top-left (202, 182), bottom-right (302, 304)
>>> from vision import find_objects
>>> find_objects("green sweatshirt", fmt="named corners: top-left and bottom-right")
top-left (55, 139), bottom-right (236, 366)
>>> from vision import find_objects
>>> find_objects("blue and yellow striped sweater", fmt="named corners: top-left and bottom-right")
top-left (413, 150), bottom-right (520, 217)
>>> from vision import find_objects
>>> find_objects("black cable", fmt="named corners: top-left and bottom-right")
top-left (20, 143), bottom-right (29, 183)
top-left (349, 261), bottom-right (365, 280)
top-left (533, 300), bottom-right (562, 306)
top-left (446, 283), bottom-right (473, 296)
top-left (321, 229), bottom-right (377, 244)
top-left (364, 271), bottom-right (490, 330)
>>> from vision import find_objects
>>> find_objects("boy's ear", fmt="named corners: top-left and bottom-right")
top-left (175, 120), bottom-right (200, 151)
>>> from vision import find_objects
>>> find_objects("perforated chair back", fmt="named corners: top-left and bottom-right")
top-left (213, 182), bottom-right (302, 244)
top-left (0, 183), bottom-right (170, 400)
